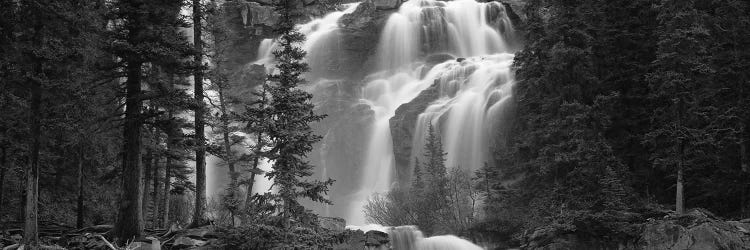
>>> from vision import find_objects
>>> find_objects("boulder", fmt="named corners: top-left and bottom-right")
top-left (372, 0), bottom-right (403, 10)
top-left (639, 211), bottom-right (750, 250)
top-left (320, 217), bottom-right (347, 232)
top-left (364, 230), bottom-right (390, 247)
top-left (240, 2), bottom-right (278, 27)
top-left (332, 230), bottom-right (366, 249)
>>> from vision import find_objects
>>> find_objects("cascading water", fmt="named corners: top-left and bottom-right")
top-left (389, 226), bottom-right (484, 250)
top-left (250, 0), bottom-right (516, 248)
top-left (351, 0), bottom-right (516, 224)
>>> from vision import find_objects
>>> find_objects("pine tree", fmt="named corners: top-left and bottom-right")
top-left (109, 0), bottom-right (192, 241)
top-left (191, 0), bottom-right (209, 228)
top-left (418, 123), bottom-right (448, 234)
top-left (423, 123), bottom-right (447, 193)
top-left (645, 0), bottom-right (715, 215)
top-left (412, 158), bottom-right (424, 191)
top-left (261, 0), bottom-right (333, 228)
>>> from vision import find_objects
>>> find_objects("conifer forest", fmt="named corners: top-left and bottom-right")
top-left (1, 0), bottom-right (750, 249)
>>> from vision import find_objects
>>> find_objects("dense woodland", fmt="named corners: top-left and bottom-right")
top-left (0, 0), bottom-right (334, 248)
top-left (1, 0), bottom-right (750, 249)
top-left (362, 0), bottom-right (750, 246)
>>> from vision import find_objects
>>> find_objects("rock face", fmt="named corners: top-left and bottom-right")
top-left (389, 82), bottom-right (441, 186)
top-left (320, 217), bottom-right (347, 232)
top-left (337, 0), bottom-right (392, 79)
top-left (332, 230), bottom-right (391, 249)
top-left (307, 83), bottom-right (375, 217)
top-left (372, 0), bottom-right (404, 10)
top-left (365, 230), bottom-right (391, 247)
top-left (239, 2), bottom-right (278, 26)
top-left (523, 209), bottom-right (750, 250)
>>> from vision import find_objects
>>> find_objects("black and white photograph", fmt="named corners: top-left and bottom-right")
top-left (1, 0), bottom-right (749, 249)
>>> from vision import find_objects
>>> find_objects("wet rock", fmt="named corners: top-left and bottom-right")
top-left (308, 93), bottom-right (374, 217)
top-left (320, 217), bottom-right (346, 232)
top-left (364, 230), bottom-right (390, 247)
top-left (372, 0), bottom-right (403, 10)
top-left (424, 53), bottom-right (456, 73)
top-left (338, 0), bottom-right (394, 79)
top-left (334, 230), bottom-right (366, 249)
top-left (389, 82), bottom-right (441, 186)
top-left (240, 2), bottom-right (278, 27)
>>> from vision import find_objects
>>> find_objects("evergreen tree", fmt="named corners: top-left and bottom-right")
top-left (423, 123), bottom-right (447, 188)
top-left (417, 123), bottom-right (448, 234)
top-left (191, 0), bottom-right (209, 228)
top-left (109, 0), bottom-right (192, 241)
top-left (205, 1), bottom-right (249, 222)
top-left (262, 0), bottom-right (333, 228)
top-left (645, 0), bottom-right (715, 215)
top-left (412, 158), bottom-right (424, 191)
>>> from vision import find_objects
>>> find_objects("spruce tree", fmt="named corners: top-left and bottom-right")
top-left (645, 0), bottom-right (715, 215)
top-left (261, 0), bottom-right (333, 228)
top-left (419, 123), bottom-right (448, 234)
top-left (412, 158), bottom-right (424, 191)
top-left (423, 123), bottom-right (447, 194)
top-left (109, 0), bottom-right (192, 241)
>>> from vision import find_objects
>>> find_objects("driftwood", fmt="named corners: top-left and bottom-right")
top-left (94, 235), bottom-right (116, 250)
top-left (1, 221), bottom-right (186, 250)
top-left (2, 244), bottom-right (18, 250)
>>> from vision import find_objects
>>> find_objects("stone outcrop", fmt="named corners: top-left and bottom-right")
top-left (320, 217), bottom-right (347, 232)
top-left (372, 0), bottom-right (404, 10)
top-left (337, 0), bottom-right (393, 79)
top-left (239, 2), bottom-right (278, 27)
top-left (639, 209), bottom-right (750, 250)
top-left (389, 81), bottom-right (441, 186)
top-left (523, 209), bottom-right (750, 250)
top-left (332, 230), bottom-right (391, 249)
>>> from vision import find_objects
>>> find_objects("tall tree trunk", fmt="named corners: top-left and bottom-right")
top-left (18, 170), bottom-right (25, 222)
top-left (0, 146), bottom-right (7, 224)
top-left (24, 63), bottom-right (42, 248)
top-left (676, 141), bottom-right (685, 215)
top-left (162, 113), bottom-right (173, 228)
top-left (191, 0), bottom-right (207, 227)
top-left (741, 122), bottom-right (748, 216)
top-left (152, 153), bottom-right (160, 228)
top-left (245, 85), bottom-right (267, 207)
top-left (162, 158), bottom-right (171, 228)
top-left (245, 139), bottom-right (261, 206)
top-left (741, 122), bottom-right (748, 173)
top-left (76, 144), bottom-right (85, 228)
top-left (142, 147), bottom-right (152, 226)
top-left (113, 60), bottom-right (144, 243)
top-left (219, 85), bottom-right (237, 226)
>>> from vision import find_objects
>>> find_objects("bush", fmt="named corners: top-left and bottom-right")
top-left (216, 223), bottom-right (341, 249)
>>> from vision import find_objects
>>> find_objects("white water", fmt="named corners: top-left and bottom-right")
top-left (250, 2), bottom-right (516, 249)
top-left (388, 226), bottom-right (484, 250)
top-left (351, 0), bottom-right (517, 224)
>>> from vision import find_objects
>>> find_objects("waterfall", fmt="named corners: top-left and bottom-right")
top-left (352, 0), bottom-right (516, 224)
top-left (249, 0), bottom-right (517, 238)
top-left (389, 226), bottom-right (484, 250)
